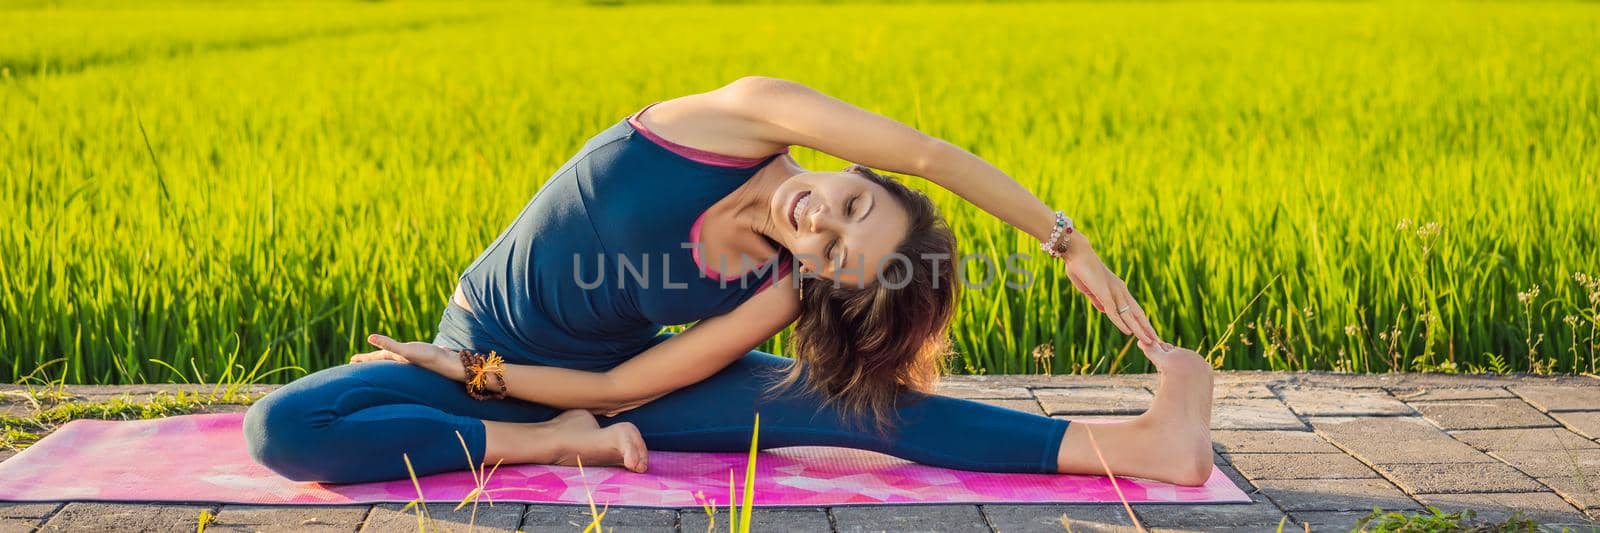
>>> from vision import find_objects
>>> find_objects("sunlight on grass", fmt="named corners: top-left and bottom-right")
top-left (5, 1), bottom-right (1597, 381)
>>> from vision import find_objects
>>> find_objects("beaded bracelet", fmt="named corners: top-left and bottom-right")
top-left (1039, 211), bottom-right (1076, 259)
top-left (458, 349), bottom-right (508, 401)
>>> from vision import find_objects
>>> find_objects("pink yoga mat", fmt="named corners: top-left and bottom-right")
top-left (0, 413), bottom-right (1248, 507)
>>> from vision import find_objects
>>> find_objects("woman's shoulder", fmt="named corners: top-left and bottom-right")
top-left (629, 87), bottom-right (789, 163)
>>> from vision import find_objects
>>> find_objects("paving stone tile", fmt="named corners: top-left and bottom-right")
top-left (206, 504), bottom-right (370, 532)
top-left (0, 404), bottom-right (32, 419)
top-left (1511, 385), bottom-right (1600, 413)
top-left (1538, 476), bottom-right (1600, 510)
top-left (1380, 374), bottom-right (1596, 389)
top-left (1277, 386), bottom-right (1413, 416)
top-left (1310, 416), bottom-right (1497, 463)
top-left (679, 508), bottom-right (828, 533)
top-left (1554, 411), bottom-right (1600, 440)
top-left (1388, 387), bottom-right (1514, 401)
top-left (1212, 399), bottom-right (1307, 431)
top-left (1224, 453), bottom-right (1378, 480)
top-left (39, 502), bottom-right (214, 532)
top-left (974, 398), bottom-right (1045, 415)
top-left (1276, 374), bottom-right (1390, 389)
top-left (1150, 527), bottom-right (1291, 533)
top-left (1256, 478), bottom-right (1419, 512)
top-left (61, 384), bottom-right (278, 400)
top-left (1416, 492), bottom-right (1587, 524)
top-left (197, 403), bottom-right (251, 414)
top-left (519, 505), bottom-right (674, 532)
top-left (362, 502), bottom-right (524, 533)
top-left (1034, 387), bottom-right (1152, 416)
top-left (1489, 449), bottom-right (1600, 478)
top-left (933, 382), bottom-right (1033, 400)
top-left (831, 504), bottom-right (988, 532)
top-left (1216, 463), bottom-right (1255, 492)
top-left (0, 503), bottom-right (59, 519)
top-left (983, 504), bottom-right (1138, 532)
top-left (1211, 430), bottom-right (1342, 454)
top-left (1214, 383), bottom-right (1276, 400)
top-left (1375, 462), bottom-right (1545, 494)
top-left (0, 450), bottom-right (15, 464)
top-left (1452, 428), bottom-right (1600, 452)
top-left (1024, 374), bottom-right (1155, 389)
top-left (1134, 492), bottom-right (1287, 529)
top-left (1412, 399), bottom-right (1559, 430)
top-left (0, 518), bottom-right (41, 533)
top-left (1054, 415), bottom-right (1133, 424)
top-left (1289, 510), bottom-right (1384, 532)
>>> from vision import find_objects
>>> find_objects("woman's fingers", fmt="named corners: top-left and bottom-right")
top-left (1111, 278), bottom-right (1161, 345)
top-left (1126, 297), bottom-right (1160, 345)
top-left (1106, 278), bottom-right (1156, 344)
top-left (1067, 271), bottom-right (1106, 313)
top-left (368, 333), bottom-right (400, 352)
top-left (1089, 274), bottom-right (1135, 336)
top-left (1104, 292), bottom-right (1136, 336)
top-left (350, 348), bottom-right (408, 365)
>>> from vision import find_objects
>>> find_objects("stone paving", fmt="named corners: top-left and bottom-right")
top-left (2, 373), bottom-right (1599, 532)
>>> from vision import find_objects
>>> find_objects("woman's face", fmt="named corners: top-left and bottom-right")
top-left (769, 170), bottom-right (910, 287)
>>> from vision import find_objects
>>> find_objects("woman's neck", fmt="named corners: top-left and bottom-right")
top-left (700, 153), bottom-right (807, 269)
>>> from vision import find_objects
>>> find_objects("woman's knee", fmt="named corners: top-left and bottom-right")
top-left (243, 366), bottom-right (374, 482)
top-left (245, 381), bottom-right (354, 482)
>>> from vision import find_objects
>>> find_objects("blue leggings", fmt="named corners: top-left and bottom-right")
top-left (243, 347), bottom-right (1070, 485)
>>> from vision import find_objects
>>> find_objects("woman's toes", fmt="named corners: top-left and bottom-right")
top-left (611, 422), bottom-right (648, 473)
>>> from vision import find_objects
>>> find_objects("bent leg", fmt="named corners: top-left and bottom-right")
top-left (243, 360), bottom-right (563, 484)
top-left (603, 350), bottom-right (1070, 473)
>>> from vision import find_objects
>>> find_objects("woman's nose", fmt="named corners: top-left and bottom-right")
top-left (805, 202), bottom-right (835, 232)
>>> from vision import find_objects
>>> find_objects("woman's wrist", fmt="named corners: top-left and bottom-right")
top-left (428, 346), bottom-right (470, 382)
top-left (1038, 210), bottom-right (1081, 260)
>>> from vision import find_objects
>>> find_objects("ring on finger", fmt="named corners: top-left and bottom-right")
top-left (1117, 304), bottom-right (1131, 314)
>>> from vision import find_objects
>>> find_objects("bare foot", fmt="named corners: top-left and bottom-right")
top-left (547, 410), bottom-right (649, 473)
top-left (1135, 342), bottom-right (1215, 485)
top-left (1056, 342), bottom-right (1215, 486)
top-left (482, 410), bottom-right (649, 473)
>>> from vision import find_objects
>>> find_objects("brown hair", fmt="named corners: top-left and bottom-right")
top-left (763, 164), bottom-right (960, 437)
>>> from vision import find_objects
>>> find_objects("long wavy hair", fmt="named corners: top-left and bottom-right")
top-left (763, 164), bottom-right (960, 437)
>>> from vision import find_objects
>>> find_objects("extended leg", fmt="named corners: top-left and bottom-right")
top-left (603, 350), bottom-right (1071, 473)
top-left (604, 344), bottom-right (1215, 485)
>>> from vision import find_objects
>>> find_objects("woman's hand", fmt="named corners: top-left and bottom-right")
top-left (1059, 234), bottom-right (1165, 347)
top-left (351, 333), bottom-right (469, 382)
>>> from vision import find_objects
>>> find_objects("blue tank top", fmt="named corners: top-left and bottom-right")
top-left (453, 104), bottom-right (792, 370)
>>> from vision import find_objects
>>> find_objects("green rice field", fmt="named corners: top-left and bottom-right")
top-left (2, 0), bottom-right (1597, 384)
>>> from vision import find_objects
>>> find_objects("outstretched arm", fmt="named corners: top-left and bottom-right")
top-left (353, 276), bottom-right (801, 413)
top-left (706, 76), bottom-right (1161, 344)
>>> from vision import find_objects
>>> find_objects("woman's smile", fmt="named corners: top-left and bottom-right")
top-left (787, 190), bottom-right (812, 232)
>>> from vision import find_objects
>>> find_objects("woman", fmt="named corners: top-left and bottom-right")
top-left (242, 76), bottom-right (1215, 487)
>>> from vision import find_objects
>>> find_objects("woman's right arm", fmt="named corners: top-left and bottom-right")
top-left (357, 276), bottom-right (800, 412)
top-left (353, 335), bottom-right (621, 409)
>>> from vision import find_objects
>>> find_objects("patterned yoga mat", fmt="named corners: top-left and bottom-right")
top-left (0, 413), bottom-right (1249, 507)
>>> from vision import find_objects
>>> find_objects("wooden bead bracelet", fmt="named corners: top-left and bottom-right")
top-left (458, 349), bottom-right (508, 401)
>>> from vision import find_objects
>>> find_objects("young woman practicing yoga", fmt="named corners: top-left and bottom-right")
top-left (243, 76), bottom-right (1216, 486)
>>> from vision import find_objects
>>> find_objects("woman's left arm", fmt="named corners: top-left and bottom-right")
top-left (713, 76), bottom-right (1162, 344)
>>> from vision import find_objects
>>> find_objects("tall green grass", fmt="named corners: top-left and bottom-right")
top-left (2, 1), bottom-right (1597, 383)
